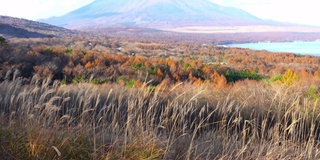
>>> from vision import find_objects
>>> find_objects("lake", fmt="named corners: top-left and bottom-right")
top-left (227, 41), bottom-right (320, 56)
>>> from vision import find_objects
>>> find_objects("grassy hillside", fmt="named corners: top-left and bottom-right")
top-left (0, 16), bottom-right (77, 38)
top-left (1, 33), bottom-right (320, 159)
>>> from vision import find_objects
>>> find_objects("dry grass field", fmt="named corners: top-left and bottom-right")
top-left (165, 25), bottom-right (320, 34)
top-left (1, 72), bottom-right (320, 159)
top-left (2, 33), bottom-right (320, 159)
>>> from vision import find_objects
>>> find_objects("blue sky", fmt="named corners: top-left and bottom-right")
top-left (0, 0), bottom-right (319, 26)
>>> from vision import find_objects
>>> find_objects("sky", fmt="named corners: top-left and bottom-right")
top-left (211, 0), bottom-right (320, 26)
top-left (0, 0), bottom-right (94, 20)
top-left (0, 0), bottom-right (319, 26)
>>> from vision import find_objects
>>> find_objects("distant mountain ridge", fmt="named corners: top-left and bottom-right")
top-left (42, 0), bottom-right (269, 29)
top-left (0, 15), bottom-right (76, 38)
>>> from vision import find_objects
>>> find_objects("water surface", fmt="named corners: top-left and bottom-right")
top-left (227, 41), bottom-right (320, 56)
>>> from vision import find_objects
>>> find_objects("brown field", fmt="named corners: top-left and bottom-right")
top-left (165, 25), bottom-right (320, 34)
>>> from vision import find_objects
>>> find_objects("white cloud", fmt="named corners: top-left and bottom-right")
top-left (0, 0), bottom-right (94, 20)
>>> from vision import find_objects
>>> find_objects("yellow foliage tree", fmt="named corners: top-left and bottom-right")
top-left (280, 69), bottom-right (299, 85)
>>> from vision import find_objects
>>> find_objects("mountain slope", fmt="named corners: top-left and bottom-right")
top-left (0, 15), bottom-right (76, 38)
top-left (42, 0), bottom-right (267, 29)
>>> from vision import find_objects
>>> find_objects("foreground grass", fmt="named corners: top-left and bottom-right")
top-left (1, 74), bottom-right (320, 159)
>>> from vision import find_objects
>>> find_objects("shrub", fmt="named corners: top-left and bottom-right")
top-left (126, 79), bottom-right (136, 88)
top-left (268, 74), bottom-right (283, 83)
top-left (280, 69), bottom-right (299, 85)
top-left (131, 62), bottom-right (144, 70)
top-left (72, 76), bottom-right (85, 83)
top-left (91, 78), bottom-right (107, 85)
top-left (225, 70), bottom-right (264, 82)
top-left (147, 66), bottom-right (157, 75)
top-left (65, 48), bottom-right (73, 54)
top-left (306, 85), bottom-right (320, 100)
top-left (0, 36), bottom-right (8, 46)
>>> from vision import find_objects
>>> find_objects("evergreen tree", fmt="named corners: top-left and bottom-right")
top-left (0, 36), bottom-right (8, 46)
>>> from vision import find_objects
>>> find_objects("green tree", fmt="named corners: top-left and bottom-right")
top-left (0, 36), bottom-right (10, 63)
top-left (0, 36), bottom-right (8, 46)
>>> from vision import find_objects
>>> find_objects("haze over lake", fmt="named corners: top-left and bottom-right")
top-left (227, 41), bottom-right (320, 56)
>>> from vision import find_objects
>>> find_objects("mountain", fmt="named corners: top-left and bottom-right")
top-left (0, 15), bottom-right (76, 38)
top-left (42, 0), bottom-right (268, 29)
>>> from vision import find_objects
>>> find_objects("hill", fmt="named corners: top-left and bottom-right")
top-left (42, 0), bottom-right (268, 29)
top-left (0, 15), bottom-right (77, 38)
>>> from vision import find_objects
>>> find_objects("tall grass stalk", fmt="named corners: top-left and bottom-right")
top-left (1, 76), bottom-right (320, 159)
